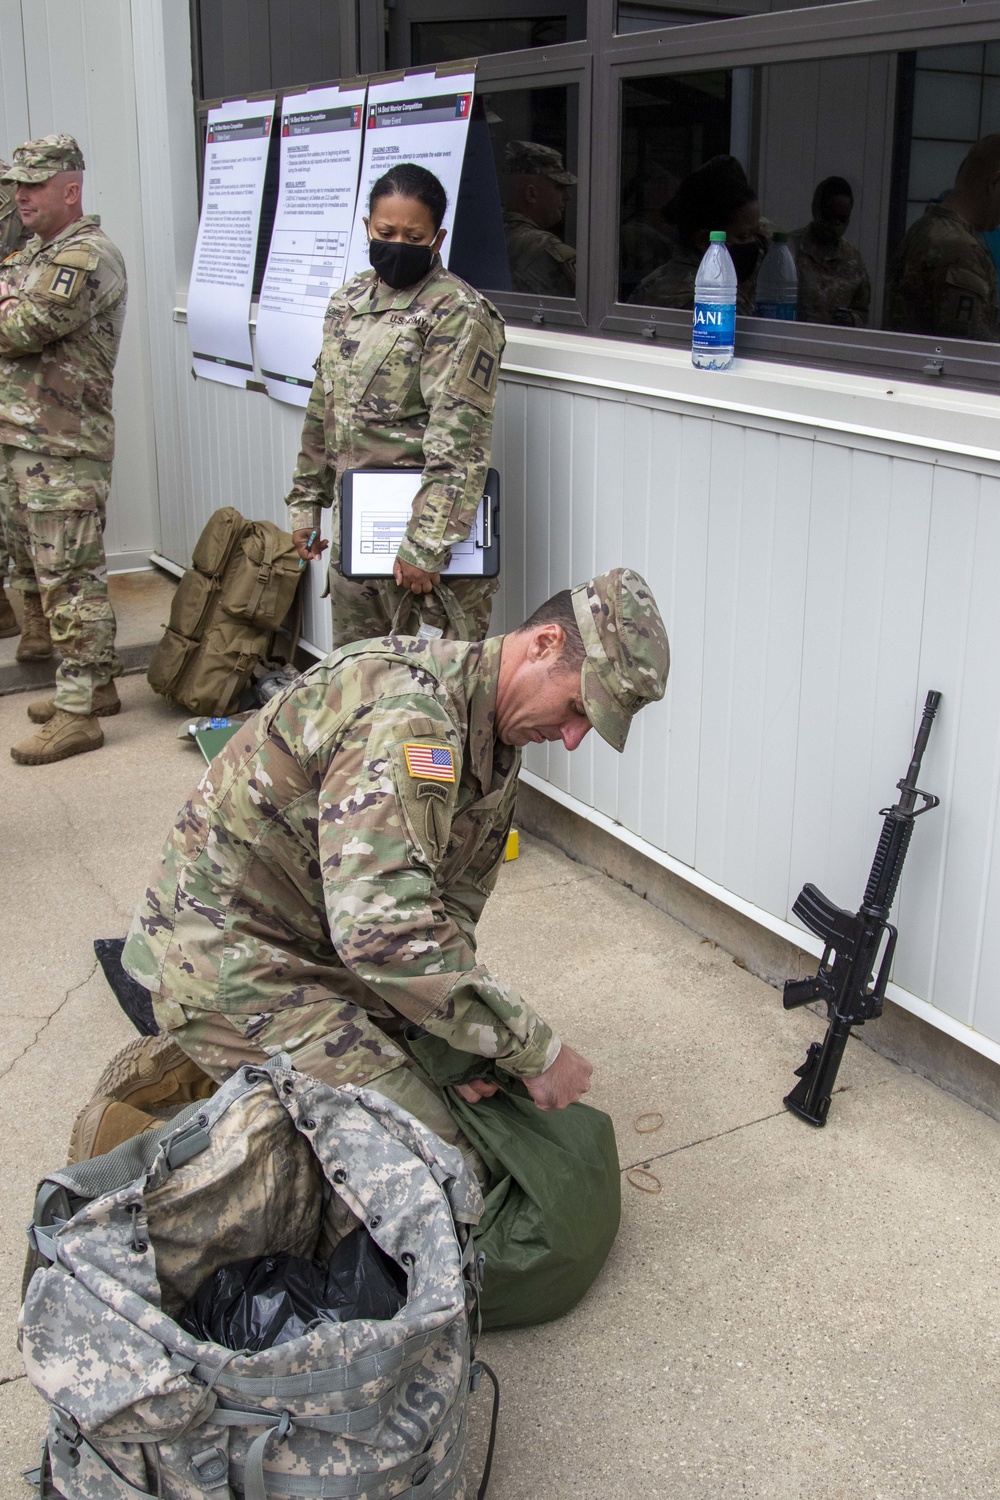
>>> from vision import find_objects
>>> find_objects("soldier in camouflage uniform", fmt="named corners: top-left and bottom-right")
top-left (0, 135), bottom-right (127, 765)
top-left (501, 140), bottom-right (577, 298)
top-left (123, 569), bottom-right (669, 1181)
top-left (885, 135), bottom-right (1000, 342)
top-left (0, 161), bottom-right (30, 640)
top-left (289, 163), bottom-right (505, 649)
top-left (789, 177), bottom-right (871, 328)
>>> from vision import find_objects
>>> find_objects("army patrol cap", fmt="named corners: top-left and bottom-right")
top-left (571, 568), bottom-right (669, 752)
top-left (2, 134), bottom-right (85, 183)
top-left (504, 140), bottom-right (577, 186)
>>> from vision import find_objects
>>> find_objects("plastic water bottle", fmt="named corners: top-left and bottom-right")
top-left (692, 231), bottom-right (737, 370)
top-left (754, 231), bottom-right (798, 320)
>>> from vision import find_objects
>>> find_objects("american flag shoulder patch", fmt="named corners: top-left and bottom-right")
top-left (403, 743), bottom-right (456, 783)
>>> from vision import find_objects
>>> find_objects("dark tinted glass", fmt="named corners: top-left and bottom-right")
top-left (617, 0), bottom-right (846, 29)
top-left (622, 45), bottom-right (1000, 346)
top-left (411, 18), bottom-right (568, 65)
top-left (453, 84), bottom-right (579, 299)
top-left (196, 0), bottom-right (341, 100)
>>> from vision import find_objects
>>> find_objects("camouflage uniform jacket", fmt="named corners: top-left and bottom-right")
top-left (630, 243), bottom-right (759, 314)
top-left (789, 225), bottom-right (870, 327)
top-left (285, 259), bottom-right (505, 575)
top-left (502, 211), bottom-right (576, 297)
top-left (884, 203), bottom-right (999, 342)
top-left (0, 213), bottom-right (126, 460)
top-left (123, 635), bottom-right (559, 1078)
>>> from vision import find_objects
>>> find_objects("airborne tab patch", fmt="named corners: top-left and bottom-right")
top-left (404, 743), bottom-right (455, 782)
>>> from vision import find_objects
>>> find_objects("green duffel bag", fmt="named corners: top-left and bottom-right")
top-left (408, 1032), bottom-right (622, 1331)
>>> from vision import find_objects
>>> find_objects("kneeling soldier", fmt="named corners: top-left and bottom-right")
top-left (123, 569), bottom-right (669, 1180)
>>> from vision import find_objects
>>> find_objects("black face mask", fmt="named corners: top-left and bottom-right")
top-left (369, 238), bottom-right (434, 289)
top-left (728, 240), bottom-right (760, 282)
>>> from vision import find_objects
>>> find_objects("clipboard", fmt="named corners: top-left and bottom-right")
top-left (340, 467), bottom-right (500, 579)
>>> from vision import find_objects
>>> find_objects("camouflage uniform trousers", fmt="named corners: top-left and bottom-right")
top-left (152, 988), bottom-right (490, 1191)
top-left (329, 568), bottom-right (498, 649)
top-left (3, 446), bottom-right (123, 712)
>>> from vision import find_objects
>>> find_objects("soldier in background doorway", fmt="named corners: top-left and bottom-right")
top-left (502, 141), bottom-right (577, 297)
top-left (789, 176), bottom-right (871, 328)
top-left (885, 135), bottom-right (1000, 342)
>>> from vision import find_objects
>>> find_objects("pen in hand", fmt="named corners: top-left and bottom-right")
top-left (299, 528), bottom-right (318, 569)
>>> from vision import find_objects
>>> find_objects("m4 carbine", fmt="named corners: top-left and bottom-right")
top-left (783, 690), bottom-right (942, 1126)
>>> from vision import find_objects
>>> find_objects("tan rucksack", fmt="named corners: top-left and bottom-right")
top-left (148, 508), bottom-right (303, 715)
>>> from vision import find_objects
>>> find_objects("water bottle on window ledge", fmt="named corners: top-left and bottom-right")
top-left (692, 231), bottom-right (737, 370)
top-left (754, 232), bottom-right (798, 320)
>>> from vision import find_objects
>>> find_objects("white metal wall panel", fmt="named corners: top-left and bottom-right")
top-left (492, 373), bottom-right (1000, 1052)
top-left (0, 0), bottom-right (160, 570)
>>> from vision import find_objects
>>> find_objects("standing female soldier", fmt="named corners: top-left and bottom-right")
top-left (286, 163), bottom-right (505, 646)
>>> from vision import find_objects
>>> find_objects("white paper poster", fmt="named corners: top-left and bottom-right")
top-left (256, 85), bottom-right (367, 407)
top-left (343, 71), bottom-right (475, 284)
top-left (187, 98), bottom-right (275, 387)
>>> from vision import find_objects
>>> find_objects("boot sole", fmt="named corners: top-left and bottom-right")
top-left (10, 731), bottom-right (103, 764)
top-left (15, 648), bottom-right (53, 662)
top-left (91, 1032), bottom-right (189, 1100)
top-left (27, 699), bottom-right (121, 724)
top-left (0, 623), bottom-right (19, 638)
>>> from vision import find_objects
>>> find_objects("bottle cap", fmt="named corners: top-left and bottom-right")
top-left (709, 230), bottom-right (726, 243)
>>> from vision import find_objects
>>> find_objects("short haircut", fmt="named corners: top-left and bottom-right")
top-left (664, 155), bottom-right (758, 248)
top-left (369, 162), bottom-right (448, 232)
top-left (812, 175), bottom-right (853, 218)
top-left (516, 588), bottom-right (585, 671)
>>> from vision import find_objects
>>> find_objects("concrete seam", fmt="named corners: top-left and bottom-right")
top-left (0, 959), bottom-right (100, 1083)
top-left (621, 1107), bottom-right (799, 1173)
top-left (0, 1372), bottom-right (26, 1387)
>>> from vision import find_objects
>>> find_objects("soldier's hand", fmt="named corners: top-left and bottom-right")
top-left (454, 1078), bottom-right (500, 1104)
top-left (394, 559), bottom-right (440, 595)
top-left (523, 1044), bottom-right (593, 1111)
top-left (292, 527), bottom-right (328, 563)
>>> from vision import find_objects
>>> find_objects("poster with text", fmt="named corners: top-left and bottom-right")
top-left (187, 98), bottom-right (274, 386)
top-left (256, 84), bottom-right (366, 407)
top-left (343, 71), bottom-right (475, 284)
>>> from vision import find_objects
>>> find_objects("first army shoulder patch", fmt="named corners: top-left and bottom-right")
top-left (449, 327), bottom-right (499, 411)
top-left (39, 263), bottom-right (83, 302)
top-left (404, 743), bottom-right (456, 783)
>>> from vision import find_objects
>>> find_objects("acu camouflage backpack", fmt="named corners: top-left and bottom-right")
top-left (148, 509), bottom-right (303, 716)
top-left (21, 1057), bottom-right (498, 1500)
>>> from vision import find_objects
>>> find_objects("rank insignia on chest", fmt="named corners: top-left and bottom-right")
top-left (404, 743), bottom-right (455, 782)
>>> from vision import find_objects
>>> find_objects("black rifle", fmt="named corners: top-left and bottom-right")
top-left (783, 690), bottom-right (942, 1126)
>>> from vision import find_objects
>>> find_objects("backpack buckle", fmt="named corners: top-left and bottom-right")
top-left (49, 1414), bottom-right (81, 1468)
top-left (165, 1114), bottom-right (211, 1169)
top-left (191, 1447), bottom-right (229, 1488)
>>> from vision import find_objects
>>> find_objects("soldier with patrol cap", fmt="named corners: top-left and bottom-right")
top-left (122, 568), bottom-right (669, 1180)
top-left (0, 134), bottom-right (127, 766)
top-left (502, 140), bottom-right (578, 298)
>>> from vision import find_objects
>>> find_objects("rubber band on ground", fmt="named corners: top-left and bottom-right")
top-left (634, 1112), bottom-right (664, 1134)
top-left (626, 1167), bottom-right (662, 1194)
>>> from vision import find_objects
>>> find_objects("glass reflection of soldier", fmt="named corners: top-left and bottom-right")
top-left (619, 162), bottom-right (679, 299)
top-left (502, 141), bottom-right (577, 297)
top-left (885, 134), bottom-right (1000, 342)
top-left (789, 176), bottom-right (870, 327)
top-left (629, 155), bottom-right (765, 312)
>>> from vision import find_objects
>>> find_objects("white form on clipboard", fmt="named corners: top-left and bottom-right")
top-left (340, 468), bottom-right (500, 579)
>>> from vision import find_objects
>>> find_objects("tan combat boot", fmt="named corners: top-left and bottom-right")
top-left (68, 1032), bottom-right (218, 1163)
top-left (15, 592), bottom-right (52, 661)
top-left (27, 679), bottom-right (121, 724)
top-left (0, 581), bottom-right (18, 638)
top-left (10, 708), bottom-right (103, 764)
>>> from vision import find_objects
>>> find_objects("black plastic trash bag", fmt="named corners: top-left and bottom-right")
top-left (93, 937), bottom-right (158, 1036)
top-left (178, 1228), bottom-right (407, 1351)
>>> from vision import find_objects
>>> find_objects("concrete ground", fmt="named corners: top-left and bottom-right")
top-left (2, 669), bottom-right (999, 1498)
